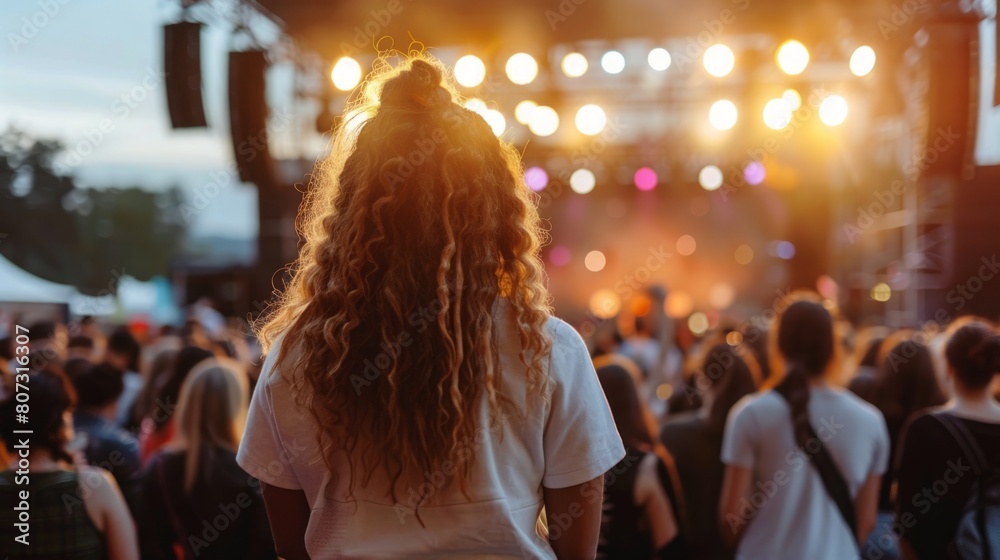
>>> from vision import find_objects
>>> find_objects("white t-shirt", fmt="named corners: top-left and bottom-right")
top-left (721, 385), bottom-right (890, 560)
top-left (237, 303), bottom-right (625, 559)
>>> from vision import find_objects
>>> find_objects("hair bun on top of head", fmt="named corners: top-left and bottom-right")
top-left (969, 334), bottom-right (1000, 373)
top-left (379, 59), bottom-right (453, 111)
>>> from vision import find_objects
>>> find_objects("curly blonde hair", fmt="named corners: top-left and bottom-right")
top-left (255, 55), bottom-right (552, 501)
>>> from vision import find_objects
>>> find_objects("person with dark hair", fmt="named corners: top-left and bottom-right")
top-left (895, 320), bottom-right (1000, 559)
top-left (0, 370), bottom-right (138, 559)
top-left (859, 337), bottom-right (946, 559)
top-left (71, 361), bottom-right (141, 502)
top-left (105, 327), bottom-right (143, 428)
top-left (238, 57), bottom-right (624, 559)
top-left (24, 320), bottom-right (67, 371)
top-left (596, 363), bottom-right (686, 559)
top-left (847, 329), bottom-right (887, 405)
top-left (139, 346), bottom-right (213, 463)
top-left (661, 343), bottom-right (758, 560)
top-left (68, 335), bottom-right (97, 361)
top-left (719, 294), bottom-right (889, 559)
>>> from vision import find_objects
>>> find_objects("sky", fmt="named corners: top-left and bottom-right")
top-left (1, 0), bottom-right (263, 239)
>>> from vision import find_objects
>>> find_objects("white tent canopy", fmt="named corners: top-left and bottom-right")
top-left (0, 253), bottom-right (115, 316)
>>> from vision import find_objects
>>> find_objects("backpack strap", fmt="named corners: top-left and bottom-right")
top-left (932, 412), bottom-right (987, 475)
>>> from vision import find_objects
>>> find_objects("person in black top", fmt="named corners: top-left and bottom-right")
top-left (660, 342), bottom-right (757, 560)
top-left (895, 320), bottom-right (1000, 560)
top-left (596, 363), bottom-right (687, 559)
top-left (138, 358), bottom-right (275, 559)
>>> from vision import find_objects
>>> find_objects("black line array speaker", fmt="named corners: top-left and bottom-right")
top-left (163, 22), bottom-right (207, 129)
top-left (228, 50), bottom-right (277, 186)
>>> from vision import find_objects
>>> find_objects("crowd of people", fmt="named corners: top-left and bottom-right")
top-left (1, 56), bottom-right (999, 560)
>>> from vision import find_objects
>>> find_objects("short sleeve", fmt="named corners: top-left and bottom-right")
top-left (236, 346), bottom-right (303, 490)
top-left (542, 320), bottom-right (626, 489)
top-left (869, 408), bottom-right (891, 476)
top-left (720, 396), bottom-right (758, 468)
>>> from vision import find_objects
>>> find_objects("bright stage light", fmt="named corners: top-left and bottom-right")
top-left (850, 45), bottom-right (876, 76)
top-left (698, 165), bottom-right (724, 191)
top-left (505, 53), bottom-right (538, 85)
top-left (464, 97), bottom-right (487, 115)
top-left (483, 109), bottom-right (506, 136)
top-left (601, 50), bottom-right (625, 74)
top-left (589, 289), bottom-right (621, 318)
top-left (710, 283), bottom-right (735, 310)
top-left (782, 88), bottom-right (801, 110)
top-left (703, 44), bottom-right (735, 77)
top-left (776, 40), bottom-right (809, 75)
top-left (709, 100), bottom-right (738, 130)
top-left (525, 166), bottom-right (548, 191)
top-left (454, 55), bottom-right (485, 88)
top-left (634, 167), bottom-right (657, 191)
top-left (585, 250), bottom-right (606, 272)
top-left (514, 100), bottom-right (537, 124)
top-left (819, 95), bottom-right (848, 126)
top-left (871, 282), bottom-right (891, 302)
top-left (527, 105), bottom-right (559, 136)
top-left (665, 291), bottom-right (694, 318)
top-left (762, 98), bottom-right (793, 130)
top-left (575, 104), bottom-right (606, 135)
top-left (570, 169), bottom-right (596, 194)
top-left (562, 52), bottom-right (588, 77)
top-left (744, 161), bottom-right (766, 185)
top-left (648, 48), bottom-right (671, 71)
top-left (331, 57), bottom-right (362, 91)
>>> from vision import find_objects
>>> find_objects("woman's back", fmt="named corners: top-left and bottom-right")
top-left (0, 470), bottom-right (105, 560)
top-left (238, 304), bottom-right (624, 558)
top-left (139, 448), bottom-right (274, 559)
top-left (895, 410), bottom-right (1000, 559)
top-left (598, 449), bottom-right (653, 559)
top-left (721, 386), bottom-right (889, 559)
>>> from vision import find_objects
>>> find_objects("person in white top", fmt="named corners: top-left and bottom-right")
top-left (236, 56), bottom-right (625, 560)
top-left (719, 294), bottom-right (890, 560)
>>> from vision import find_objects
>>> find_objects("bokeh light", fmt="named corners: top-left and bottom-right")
top-left (561, 52), bottom-right (589, 77)
top-left (601, 50), bottom-right (625, 74)
top-left (648, 48), bottom-right (671, 71)
top-left (782, 88), bottom-right (802, 110)
top-left (589, 289), bottom-right (622, 319)
top-left (585, 250), bottom-right (607, 272)
top-left (331, 57), bottom-right (362, 91)
top-left (570, 169), bottom-right (597, 194)
top-left (505, 53), bottom-right (538, 85)
top-left (817, 275), bottom-right (839, 300)
top-left (527, 105), bottom-right (559, 136)
top-left (703, 44), bottom-right (735, 77)
top-left (709, 100), bottom-right (738, 130)
top-left (464, 98), bottom-right (487, 114)
top-left (688, 312), bottom-right (709, 335)
top-left (524, 166), bottom-right (548, 191)
top-left (676, 235), bottom-right (696, 256)
top-left (454, 55), bottom-right (486, 87)
top-left (633, 167), bottom-right (658, 191)
top-left (744, 161), bottom-right (766, 185)
top-left (871, 282), bottom-right (892, 302)
top-left (699, 165), bottom-right (724, 191)
top-left (849, 45), bottom-right (876, 77)
top-left (762, 98), bottom-right (793, 130)
top-left (483, 109), bottom-right (506, 136)
top-left (726, 331), bottom-right (743, 346)
top-left (776, 241), bottom-right (796, 259)
top-left (549, 245), bottom-right (571, 267)
top-left (776, 40), bottom-right (809, 75)
top-left (735, 244), bottom-right (754, 264)
top-left (665, 291), bottom-right (694, 318)
top-left (575, 104), bottom-right (607, 135)
top-left (819, 95), bottom-right (848, 126)
top-left (710, 283), bottom-right (735, 310)
top-left (514, 100), bottom-right (537, 124)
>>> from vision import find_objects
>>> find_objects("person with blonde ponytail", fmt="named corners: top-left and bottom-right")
top-left (236, 55), bottom-right (624, 559)
top-left (718, 294), bottom-right (889, 559)
top-left (139, 359), bottom-right (275, 559)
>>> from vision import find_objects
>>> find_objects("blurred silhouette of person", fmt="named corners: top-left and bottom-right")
top-left (139, 346), bottom-right (213, 463)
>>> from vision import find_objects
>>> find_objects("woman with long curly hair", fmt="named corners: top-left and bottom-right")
top-left (237, 55), bottom-right (625, 559)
